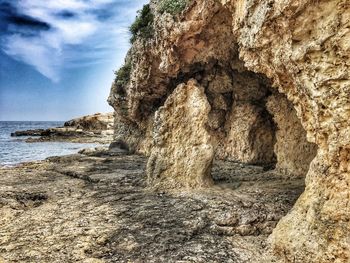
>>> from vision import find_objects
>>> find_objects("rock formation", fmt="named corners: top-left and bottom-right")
top-left (12, 113), bottom-right (114, 144)
top-left (266, 93), bottom-right (318, 177)
top-left (109, 0), bottom-right (350, 262)
top-left (63, 113), bottom-right (114, 132)
top-left (146, 79), bottom-right (214, 189)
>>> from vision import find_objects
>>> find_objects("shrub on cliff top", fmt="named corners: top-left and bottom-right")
top-left (114, 61), bottom-right (131, 96)
top-left (129, 4), bottom-right (154, 43)
top-left (158, 0), bottom-right (188, 15)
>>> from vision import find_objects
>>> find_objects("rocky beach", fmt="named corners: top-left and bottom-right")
top-left (0, 148), bottom-right (303, 262)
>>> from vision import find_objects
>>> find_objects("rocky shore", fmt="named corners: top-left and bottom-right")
top-left (11, 113), bottom-right (114, 144)
top-left (0, 148), bottom-right (303, 262)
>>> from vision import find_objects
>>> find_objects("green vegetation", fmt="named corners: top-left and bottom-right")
top-left (158, 0), bottom-right (188, 15)
top-left (114, 61), bottom-right (132, 115)
top-left (129, 4), bottom-right (154, 43)
top-left (114, 61), bottom-right (131, 95)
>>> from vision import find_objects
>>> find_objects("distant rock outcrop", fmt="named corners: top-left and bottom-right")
top-left (11, 113), bottom-right (114, 144)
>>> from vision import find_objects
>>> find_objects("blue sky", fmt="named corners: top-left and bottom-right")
top-left (0, 0), bottom-right (148, 121)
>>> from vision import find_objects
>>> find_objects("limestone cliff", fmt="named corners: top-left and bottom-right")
top-left (109, 0), bottom-right (349, 262)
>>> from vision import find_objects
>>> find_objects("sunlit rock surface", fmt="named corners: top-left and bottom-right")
top-left (147, 79), bottom-right (214, 190)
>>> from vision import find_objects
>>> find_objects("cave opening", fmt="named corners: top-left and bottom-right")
top-left (189, 56), bottom-right (318, 181)
top-left (143, 44), bottom-right (318, 241)
top-left (199, 60), bottom-right (318, 238)
top-left (128, 1), bottom-right (318, 203)
top-left (169, 58), bottom-right (318, 179)
top-left (203, 62), bottom-right (318, 179)
top-left (160, 1), bottom-right (319, 180)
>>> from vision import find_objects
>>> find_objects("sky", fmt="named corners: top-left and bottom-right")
top-left (0, 0), bottom-right (148, 121)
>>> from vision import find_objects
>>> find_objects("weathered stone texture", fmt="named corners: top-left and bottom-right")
top-left (232, 1), bottom-right (350, 261)
top-left (266, 94), bottom-right (317, 176)
top-left (147, 79), bottom-right (214, 189)
top-left (221, 102), bottom-right (275, 164)
top-left (0, 149), bottom-right (305, 263)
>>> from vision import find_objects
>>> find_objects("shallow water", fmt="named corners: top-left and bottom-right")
top-left (0, 121), bottom-right (101, 166)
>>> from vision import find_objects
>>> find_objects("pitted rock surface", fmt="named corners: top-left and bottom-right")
top-left (0, 150), bottom-right (303, 262)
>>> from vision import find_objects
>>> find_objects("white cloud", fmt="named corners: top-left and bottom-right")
top-left (4, 34), bottom-right (61, 82)
top-left (2, 0), bottom-right (148, 82)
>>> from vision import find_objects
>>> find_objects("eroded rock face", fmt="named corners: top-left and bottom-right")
top-left (232, 1), bottom-right (350, 261)
top-left (221, 102), bottom-right (275, 165)
top-left (109, 0), bottom-right (350, 261)
top-left (147, 79), bottom-right (214, 190)
top-left (266, 94), bottom-right (317, 177)
top-left (205, 68), bottom-right (276, 165)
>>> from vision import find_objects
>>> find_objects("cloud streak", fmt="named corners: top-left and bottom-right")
top-left (0, 0), bottom-right (147, 82)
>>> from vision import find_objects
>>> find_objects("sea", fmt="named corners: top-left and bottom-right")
top-left (0, 121), bottom-right (101, 167)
